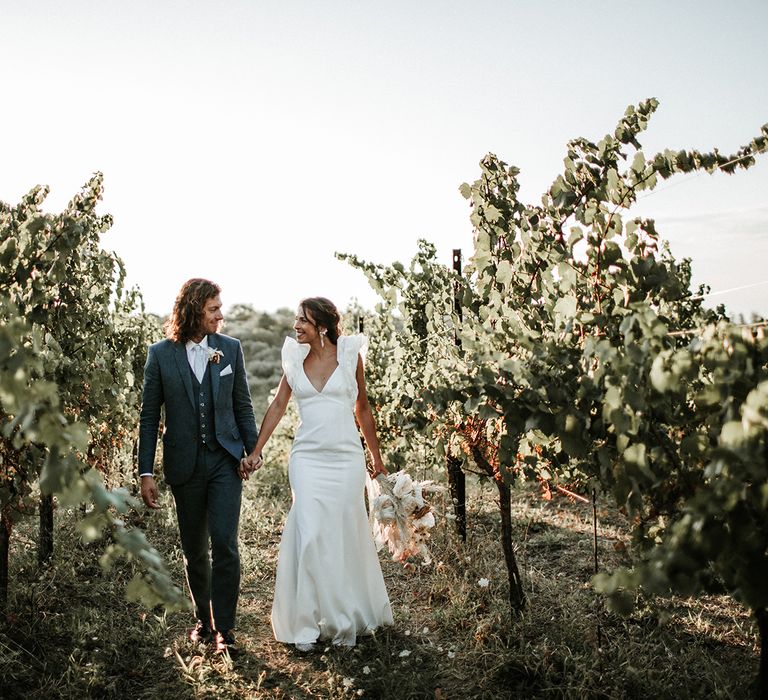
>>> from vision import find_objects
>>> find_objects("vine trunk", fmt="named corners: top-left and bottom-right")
top-left (497, 481), bottom-right (525, 617)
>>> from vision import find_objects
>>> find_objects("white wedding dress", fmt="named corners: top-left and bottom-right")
top-left (271, 334), bottom-right (393, 647)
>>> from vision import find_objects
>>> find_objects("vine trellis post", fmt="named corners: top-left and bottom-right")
top-left (592, 489), bottom-right (602, 649)
top-left (757, 608), bottom-right (768, 700)
top-left (448, 247), bottom-right (524, 614)
top-left (446, 248), bottom-right (467, 541)
top-left (0, 515), bottom-right (10, 618)
top-left (38, 494), bottom-right (54, 564)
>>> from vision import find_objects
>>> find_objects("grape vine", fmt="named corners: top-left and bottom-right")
top-left (341, 100), bottom-right (768, 691)
top-left (0, 175), bottom-right (185, 612)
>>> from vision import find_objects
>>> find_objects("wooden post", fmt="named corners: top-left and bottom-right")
top-left (0, 514), bottom-right (10, 617)
top-left (448, 248), bottom-right (467, 540)
top-left (39, 494), bottom-right (54, 564)
top-left (592, 489), bottom-right (603, 648)
top-left (452, 249), bottom-right (463, 323)
top-left (757, 608), bottom-right (768, 700)
top-left (446, 454), bottom-right (467, 541)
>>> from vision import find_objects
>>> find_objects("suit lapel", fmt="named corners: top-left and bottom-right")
top-left (173, 343), bottom-right (196, 409)
top-left (208, 334), bottom-right (222, 402)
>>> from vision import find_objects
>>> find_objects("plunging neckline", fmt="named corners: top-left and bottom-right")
top-left (302, 345), bottom-right (340, 394)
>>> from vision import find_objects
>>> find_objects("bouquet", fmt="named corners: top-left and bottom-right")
top-left (367, 470), bottom-right (442, 565)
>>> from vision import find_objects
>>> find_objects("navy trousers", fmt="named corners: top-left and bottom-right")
top-left (170, 443), bottom-right (242, 631)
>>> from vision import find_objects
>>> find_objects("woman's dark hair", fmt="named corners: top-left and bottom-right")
top-left (164, 278), bottom-right (221, 344)
top-left (300, 297), bottom-right (341, 344)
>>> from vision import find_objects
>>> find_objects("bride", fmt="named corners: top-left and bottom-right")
top-left (242, 297), bottom-right (393, 650)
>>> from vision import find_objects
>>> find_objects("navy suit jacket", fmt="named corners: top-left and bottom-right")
top-left (138, 333), bottom-right (258, 485)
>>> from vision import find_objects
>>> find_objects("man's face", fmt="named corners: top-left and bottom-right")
top-left (200, 295), bottom-right (224, 336)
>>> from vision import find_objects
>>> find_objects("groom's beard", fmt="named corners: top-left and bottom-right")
top-left (198, 319), bottom-right (223, 337)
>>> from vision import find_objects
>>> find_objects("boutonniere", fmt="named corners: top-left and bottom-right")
top-left (207, 347), bottom-right (223, 364)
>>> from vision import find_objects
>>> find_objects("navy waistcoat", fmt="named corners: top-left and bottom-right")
top-left (190, 364), bottom-right (219, 451)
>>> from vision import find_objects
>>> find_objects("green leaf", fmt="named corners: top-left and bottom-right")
top-left (553, 295), bottom-right (577, 320)
top-left (496, 260), bottom-right (514, 287)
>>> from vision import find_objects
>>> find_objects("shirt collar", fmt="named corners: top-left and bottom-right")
top-left (186, 336), bottom-right (210, 351)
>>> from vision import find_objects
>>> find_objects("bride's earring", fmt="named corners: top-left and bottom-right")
top-left (320, 330), bottom-right (326, 348)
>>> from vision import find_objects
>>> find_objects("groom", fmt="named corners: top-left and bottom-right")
top-left (138, 278), bottom-right (260, 655)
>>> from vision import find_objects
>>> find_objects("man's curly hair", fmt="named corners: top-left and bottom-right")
top-left (164, 278), bottom-right (221, 344)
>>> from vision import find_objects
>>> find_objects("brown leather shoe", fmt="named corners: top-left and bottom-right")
top-left (189, 620), bottom-right (214, 644)
top-left (215, 629), bottom-right (239, 656)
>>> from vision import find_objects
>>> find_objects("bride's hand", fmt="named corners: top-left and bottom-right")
top-left (369, 461), bottom-right (388, 479)
top-left (239, 453), bottom-right (263, 480)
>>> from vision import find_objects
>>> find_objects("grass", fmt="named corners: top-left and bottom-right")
top-left (0, 465), bottom-right (759, 699)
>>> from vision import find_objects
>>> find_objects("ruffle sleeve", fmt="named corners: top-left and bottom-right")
top-left (281, 336), bottom-right (309, 390)
top-left (337, 334), bottom-right (368, 401)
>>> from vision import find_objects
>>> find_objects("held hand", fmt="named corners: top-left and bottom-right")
top-left (140, 476), bottom-right (160, 509)
top-left (239, 453), bottom-right (264, 480)
top-left (369, 461), bottom-right (388, 479)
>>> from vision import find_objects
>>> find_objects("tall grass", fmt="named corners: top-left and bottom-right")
top-left (0, 464), bottom-right (758, 699)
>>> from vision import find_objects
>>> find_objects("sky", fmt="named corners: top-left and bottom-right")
top-left (1, 1), bottom-right (767, 318)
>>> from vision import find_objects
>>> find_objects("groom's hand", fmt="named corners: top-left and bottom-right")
top-left (140, 476), bottom-right (160, 509)
top-left (239, 454), bottom-right (263, 480)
